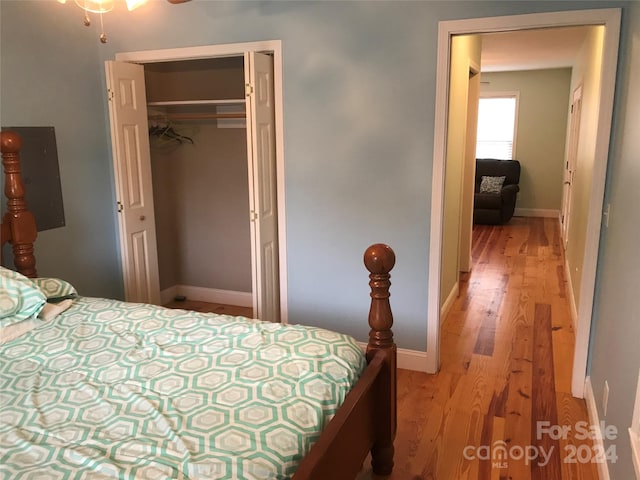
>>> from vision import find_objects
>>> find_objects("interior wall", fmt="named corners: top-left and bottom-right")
top-left (0, 1), bottom-right (122, 298)
top-left (479, 68), bottom-right (572, 212)
top-left (588, 4), bottom-right (640, 479)
top-left (151, 126), bottom-right (251, 293)
top-left (565, 26), bottom-right (605, 307)
top-left (440, 34), bottom-right (482, 307)
top-left (152, 145), bottom-right (179, 290)
top-left (144, 58), bottom-right (245, 101)
top-left (0, 0), bottom-right (632, 352)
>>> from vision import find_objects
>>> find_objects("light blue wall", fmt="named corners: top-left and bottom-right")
top-left (587, 3), bottom-right (640, 479)
top-left (0, 1), bottom-right (124, 299)
top-left (0, 1), bottom-right (632, 354)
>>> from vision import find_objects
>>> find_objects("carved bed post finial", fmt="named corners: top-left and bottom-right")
top-left (1, 131), bottom-right (38, 277)
top-left (363, 243), bottom-right (396, 475)
top-left (1, 131), bottom-right (22, 153)
top-left (364, 243), bottom-right (396, 350)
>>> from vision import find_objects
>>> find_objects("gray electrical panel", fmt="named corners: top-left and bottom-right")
top-left (1, 126), bottom-right (65, 232)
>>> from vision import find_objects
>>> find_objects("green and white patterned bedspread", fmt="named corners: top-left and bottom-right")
top-left (0, 297), bottom-right (366, 479)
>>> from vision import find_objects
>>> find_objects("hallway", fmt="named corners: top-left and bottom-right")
top-left (367, 217), bottom-right (598, 479)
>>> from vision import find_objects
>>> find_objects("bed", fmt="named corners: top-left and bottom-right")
top-left (0, 131), bottom-right (397, 479)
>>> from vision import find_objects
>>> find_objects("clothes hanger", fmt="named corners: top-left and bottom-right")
top-left (149, 121), bottom-right (194, 145)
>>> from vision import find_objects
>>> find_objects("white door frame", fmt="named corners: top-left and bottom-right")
top-left (428, 9), bottom-right (621, 399)
top-left (114, 40), bottom-right (288, 324)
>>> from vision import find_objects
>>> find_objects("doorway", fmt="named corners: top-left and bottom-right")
top-left (106, 41), bottom-right (288, 324)
top-left (428, 9), bottom-right (621, 399)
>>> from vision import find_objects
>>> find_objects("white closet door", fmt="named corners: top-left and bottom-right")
top-left (105, 61), bottom-right (161, 305)
top-left (245, 52), bottom-right (280, 322)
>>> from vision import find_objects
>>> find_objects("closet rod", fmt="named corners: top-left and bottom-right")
top-left (149, 112), bottom-right (246, 121)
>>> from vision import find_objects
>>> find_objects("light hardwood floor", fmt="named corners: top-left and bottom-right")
top-left (164, 299), bottom-right (253, 318)
top-left (361, 217), bottom-right (598, 480)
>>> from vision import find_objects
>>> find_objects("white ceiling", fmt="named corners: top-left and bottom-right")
top-left (480, 26), bottom-right (592, 72)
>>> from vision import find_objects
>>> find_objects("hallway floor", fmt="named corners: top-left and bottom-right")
top-left (362, 217), bottom-right (599, 479)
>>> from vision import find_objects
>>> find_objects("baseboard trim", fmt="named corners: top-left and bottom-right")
top-left (440, 282), bottom-right (459, 324)
top-left (397, 347), bottom-right (430, 372)
top-left (160, 286), bottom-right (178, 305)
top-left (160, 285), bottom-right (253, 307)
top-left (630, 428), bottom-right (640, 479)
top-left (514, 208), bottom-right (560, 218)
top-left (358, 342), bottom-right (429, 372)
top-left (564, 258), bottom-right (579, 330)
top-left (584, 377), bottom-right (612, 480)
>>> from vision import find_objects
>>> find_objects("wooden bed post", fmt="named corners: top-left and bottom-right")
top-left (1, 131), bottom-right (37, 277)
top-left (364, 243), bottom-right (397, 475)
top-left (291, 243), bottom-right (398, 480)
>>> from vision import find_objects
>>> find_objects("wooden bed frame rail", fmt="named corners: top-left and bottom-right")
top-left (1, 130), bottom-right (37, 277)
top-left (1, 129), bottom-right (397, 479)
top-left (294, 244), bottom-right (397, 479)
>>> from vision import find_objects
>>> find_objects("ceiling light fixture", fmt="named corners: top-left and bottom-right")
top-left (58, 0), bottom-right (153, 44)
top-left (59, 0), bottom-right (192, 44)
top-left (125, 0), bottom-right (148, 10)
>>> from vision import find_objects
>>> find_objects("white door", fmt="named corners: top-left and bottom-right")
top-left (105, 61), bottom-right (161, 305)
top-left (245, 52), bottom-right (280, 322)
top-left (561, 85), bottom-right (582, 249)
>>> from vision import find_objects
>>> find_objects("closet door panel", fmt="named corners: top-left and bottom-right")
top-left (245, 52), bottom-right (280, 323)
top-left (106, 60), bottom-right (161, 305)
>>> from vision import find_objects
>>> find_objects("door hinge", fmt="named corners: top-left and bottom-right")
top-left (117, 201), bottom-right (124, 213)
top-left (250, 210), bottom-right (258, 222)
top-left (571, 104), bottom-right (574, 113)
top-left (107, 88), bottom-right (115, 101)
top-left (245, 83), bottom-right (254, 97)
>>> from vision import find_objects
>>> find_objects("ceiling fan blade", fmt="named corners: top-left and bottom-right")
top-left (167, 0), bottom-right (191, 4)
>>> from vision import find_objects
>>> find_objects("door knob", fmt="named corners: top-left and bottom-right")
top-left (140, 215), bottom-right (146, 221)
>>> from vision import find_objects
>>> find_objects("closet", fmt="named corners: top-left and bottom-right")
top-left (145, 57), bottom-right (252, 313)
top-left (105, 51), bottom-right (280, 323)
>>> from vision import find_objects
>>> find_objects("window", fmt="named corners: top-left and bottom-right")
top-left (476, 94), bottom-right (518, 160)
